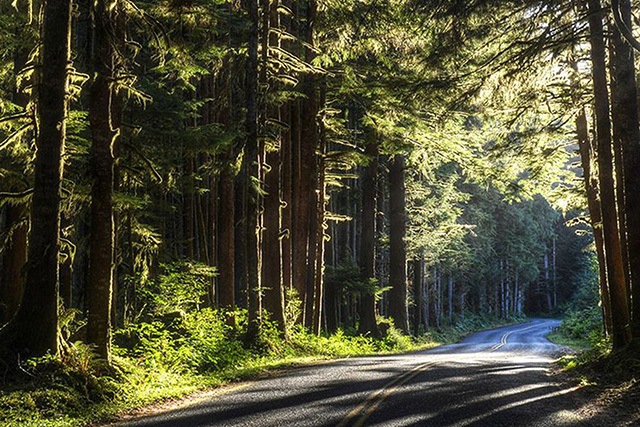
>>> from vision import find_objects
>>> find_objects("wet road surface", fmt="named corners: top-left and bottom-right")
top-left (110, 319), bottom-right (595, 427)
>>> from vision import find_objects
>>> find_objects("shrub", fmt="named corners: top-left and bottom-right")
top-left (557, 307), bottom-right (603, 344)
top-left (181, 309), bottom-right (251, 371)
top-left (135, 261), bottom-right (217, 316)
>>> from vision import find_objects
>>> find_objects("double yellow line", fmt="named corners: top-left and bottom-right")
top-left (338, 322), bottom-right (543, 426)
top-left (489, 323), bottom-right (539, 351)
top-left (336, 360), bottom-right (439, 427)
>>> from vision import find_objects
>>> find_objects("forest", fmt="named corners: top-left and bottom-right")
top-left (0, 0), bottom-right (640, 425)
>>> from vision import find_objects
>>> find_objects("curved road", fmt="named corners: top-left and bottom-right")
top-left (110, 319), bottom-right (595, 427)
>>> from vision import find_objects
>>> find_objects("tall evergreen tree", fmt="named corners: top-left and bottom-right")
top-left (357, 140), bottom-right (381, 337)
top-left (586, 0), bottom-right (630, 349)
top-left (609, 0), bottom-right (640, 342)
top-left (388, 154), bottom-right (409, 333)
top-left (87, 0), bottom-right (123, 363)
top-left (6, 0), bottom-right (73, 356)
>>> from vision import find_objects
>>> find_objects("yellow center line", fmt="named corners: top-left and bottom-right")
top-left (489, 323), bottom-right (539, 352)
top-left (336, 360), bottom-right (439, 427)
top-left (338, 322), bottom-right (544, 425)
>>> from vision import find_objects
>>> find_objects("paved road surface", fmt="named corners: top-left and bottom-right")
top-left (111, 319), bottom-right (595, 427)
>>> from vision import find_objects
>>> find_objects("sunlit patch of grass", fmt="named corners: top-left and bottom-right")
top-left (115, 356), bottom-right (203, 406)
top-left (547, 331), bottom-right (592, 352)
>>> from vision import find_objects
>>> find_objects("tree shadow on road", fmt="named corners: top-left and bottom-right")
top-left (108, 351), bottom-right (624, 427)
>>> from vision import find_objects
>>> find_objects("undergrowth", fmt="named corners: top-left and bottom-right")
top-left (0, 310), bottom-right (519, 427)
top-left (547, 307), bottom-right (604, 352)
top-left (0, 263), bottom-right (524, 427)
top-left (551, 306), bottom-right (640, 391)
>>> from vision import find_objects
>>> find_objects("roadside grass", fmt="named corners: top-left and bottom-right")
top-left (546, 331), bottom-right (592, 352)
top-left (0, 312), bottom-right (522, 427)
top-left (547, 307), bottom-right (602, 349)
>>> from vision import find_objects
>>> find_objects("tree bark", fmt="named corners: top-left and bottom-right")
top-left (218, 157), bottom-right (235, 310)
top-left (587, 0), bottom-right (630, 348)
top-left (312, 148), bottom-right (325, 335)
top-left (544, 252), bottom-right (552, 312)
top-left (570, 46), bottom-right (613, 335)
top-left (357, 142), bottom-right (381, 337)
top-left (0, 205), bottom-right (27, 324)
top-left (0, 36), bottom-right (30, 325)
top-left (87, 0), bottom-right (122, 362)
top-left (610, 0), bottom-right (640, 340)
top-left (281, 103), bottom-right (293, 296)
top-left (388, 154), bottom-right (409, 333)
top-left (412, 258), bottom-right (424, 333)
top-left (279, 1), bottom-right (293, 303)
top-left (184, 157), bottom-right (196, 259)
top-left (244, 0), bottom-right (261, 341)
top-left (291, 0), bottom-right (320, 328)
top-left (8, 0), bottom-right (73, 356)
top-left (577, 106), bottom-right (613, 335)
top-left (262, 141), bottom-right (285, 331)
top-left (234, 159), bottom-right (248, 309)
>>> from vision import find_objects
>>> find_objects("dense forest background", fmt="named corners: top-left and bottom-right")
top-left (2, 1), bottom-right (640, 419)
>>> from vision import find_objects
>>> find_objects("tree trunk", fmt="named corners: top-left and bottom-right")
top-left (421, 256), bottom-right (429, 329)
top-left (500, 259), bottom-right (505, 318)
top-left (244, 0), bottom-right (261, 341)
top-left (87, 0), bottom-right (123, 362)
top-left (234, 159), bottom-right (248, 309)
top-left (184, 157), bottom-right (196, 259)
top-left (262, 138), bottom-right (285, 331)
top-left (544, 252), bottom-right (552, 312)
top-left (571, 45), bottom-right (613, 335)
top-left (506, 259), bottom-right (512, 316)
top-left (610, 0), bottom-right (640, 340)
top-left (412, 258), bottom-right (423, 333)
top-left (552, 236), bottom-right (557, 309)
top-left (0, 205), bottom-right (27, 324)
top-left (291, 99), bottom-right (311, 320)
top-left (280, 2), bottom-right (293, 301)
top-left (577, 106), bottom-right (613, 335)
top-left (428, 267), bottom-right (438, 328)
top-left (312, 152), bottom-right (325, 335)
top-left (436, 268), bottom-right (442, 327)
top-left (0, 34), bottom-right (30, 325)
top-left (291, 0), bottom-right (320, 328)
top-left (388, 154), bottom-right (409, 333)
top-left (357, 142), bottom-right (380, 337)
top-left (587, 0), bottom-right (630, 348)
top-left (514, 270), bottom-right (519, 315)
top-left (9, 0), bottom-right (73, 356)
top-left (258, 0), bottom-right (283, 331)
top-left (312, 84), bottom-right (326, 335)
top-left (218, 157), bottom-right (235, 311)
top-left (447, 273), bottom-right (453, 322)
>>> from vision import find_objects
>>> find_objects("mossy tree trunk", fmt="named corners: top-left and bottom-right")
top-left (9, 0), bottom-right (73, 356)
top-left (87, 0), bottom-right (123, 362)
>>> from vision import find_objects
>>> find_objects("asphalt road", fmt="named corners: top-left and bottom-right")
top-left (110, 319), bottom-right (595, 427)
